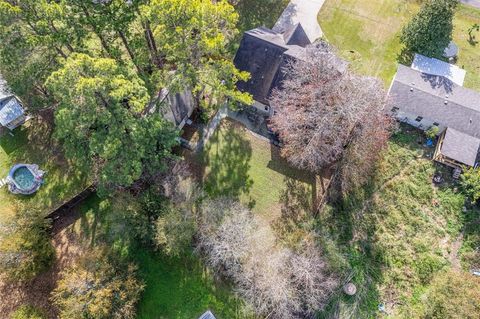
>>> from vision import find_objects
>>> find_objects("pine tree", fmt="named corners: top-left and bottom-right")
top-left (400, 0), bottom-right (459, 59)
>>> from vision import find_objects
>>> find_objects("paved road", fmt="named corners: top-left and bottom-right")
top-left (273, 0), bottom-right (326, 43)
top-left (461, 0), bottom-right (480, 9)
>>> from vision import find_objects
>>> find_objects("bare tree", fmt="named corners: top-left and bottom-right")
top-left (269, 42), bottom-right (393, 194)
top-left (197, 198), bottom-right (339, 319)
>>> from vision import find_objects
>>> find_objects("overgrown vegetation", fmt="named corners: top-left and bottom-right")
top-left (317, 127), bottom-right (473, 317)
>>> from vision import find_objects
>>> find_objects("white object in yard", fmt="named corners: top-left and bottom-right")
top-left (411, 54), bottom-right (466, 86)
top-left (472, 270), bottom-right (480, 277)
top-left (343, 283), bottom-right (357, 296)
top-left (198, 310), bottom-right (216, 319)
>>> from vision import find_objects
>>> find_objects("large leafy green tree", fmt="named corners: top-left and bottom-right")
top-left (400, 0), bottom-right (459, 59)
top-left (0, 0), bottom-right (83, 106)
top-left (142, 0), bottom-right (252, 111)
top-left (47, 53), bottom-right (178, 194)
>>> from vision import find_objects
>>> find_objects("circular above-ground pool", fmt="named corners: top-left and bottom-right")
top-left (7, 164), bottom-right (45, 195)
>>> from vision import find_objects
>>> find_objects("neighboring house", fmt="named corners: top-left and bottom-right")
top-left (389, 56), bottom-right (480, 170)
top-left (157, 88), bottom-right (195, 130)
top-left (0, 95), bottom-right (26, 130)
top-left (233, 23), bottom-right (311, 115)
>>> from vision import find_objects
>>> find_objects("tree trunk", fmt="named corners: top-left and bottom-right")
top-left (79, 4), bottom-right (115, 59)
top-left (143, 20), bottom-right (164, 69)
top-left (118, 30), bottom-right (142, 75)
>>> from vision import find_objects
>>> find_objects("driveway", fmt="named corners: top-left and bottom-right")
top-left (273, 0), bottom-right (326, 43)
top-left (461, 0), bottom-right (480, 8)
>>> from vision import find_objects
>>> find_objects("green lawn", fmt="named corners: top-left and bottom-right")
top-left (134, 250), bottom-right (247, 319)
top-left (68, 194), bottom-right (247, 319)
top-left (200, 119), bottom-right (313, 217)
top-left (318, 0), bottom-right (480, 90)
top-left (0, 121), bottom-right (88, 221)
top-left (318, 127), bottom-right (471, 318)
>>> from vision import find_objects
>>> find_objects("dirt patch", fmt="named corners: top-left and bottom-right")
top-left (0, 210), bottom-right (85, 319)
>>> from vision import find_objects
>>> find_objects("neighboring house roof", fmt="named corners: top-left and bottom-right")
top-left (411, 54), bottom-right (466, 86)
top-left (234, 26), bottom-right (310, 105)
top-left (198, 310), bottom-right (216, 319)
top-left (158, 88), bottom-right (195, 129)
top-left (440, 128), bottom-right (480, 166)
top-left (283, 23), bottom-right (311, 47)
top-left (272, 0), bottom-right (324, 43)
top-left (0, 95), bottom-right (24, 126)
top-left (390, 64), bottom-right (480, 138)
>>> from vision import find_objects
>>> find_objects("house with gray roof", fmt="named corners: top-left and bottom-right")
top-left (233, 23), bottom-right (310, 115)
top-left (389, 61), bottom-right (480, 170)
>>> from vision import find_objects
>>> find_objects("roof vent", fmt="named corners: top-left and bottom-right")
top-left (410, 87), bottom-right (414, 92)
top-left (411, 82), bottom-right (416, 86)
top-left (445, 94), bottom-right (449, 98)
top-left (470, 119), bottom-right (473, 124)
top-left (444, 100), bottom-right (448, 105)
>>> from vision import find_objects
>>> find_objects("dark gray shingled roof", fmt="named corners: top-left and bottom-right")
top-left (233, 25), bottom-right (310, 105)
top-left (283, 23), bottom-right (311, 47)
top-left (158, 88), bottom-right (194, 128)
top-left (441, 128), bottom-right (480, 166)
top-left (390, 64), bottom-right (480, 138)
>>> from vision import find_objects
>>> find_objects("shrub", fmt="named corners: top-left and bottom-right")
top-left (154, 204), bottom-right (196, 256)
top-left (425, 125), bottom-right (439, 139)
top-left (408, 270), bottom-right (480, 318)
top-left (460, 167), bottom-right (480, 203)
top-left (0, 205), bottom-right (54, 281)
top-left (11, 305), bottom-right (46, 319)
top-left (52, 248), bottom-right (144, 319)
top-left (197, 198), bottom-right (339, 319)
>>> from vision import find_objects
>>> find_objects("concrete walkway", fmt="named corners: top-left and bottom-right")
top-left (273, 0), bottom-right (326, 43)
top-left (461, 0), bottom-right (480, 9)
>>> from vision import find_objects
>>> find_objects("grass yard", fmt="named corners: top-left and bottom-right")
top-left (318, 126), bottom-right (472, 318)
top-left (65, 195), bottom-right (248, 319)
top-left (199, 119), bottom-right (314, 217)
top-left (318, 0), bottom-right (480, 90)
top-left (0, 121), bottom-right (88, 221)
top-left (134, 250), bottom-right (247, 319)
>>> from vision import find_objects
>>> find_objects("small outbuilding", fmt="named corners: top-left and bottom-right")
top-left (433, 128), bottom-right (480, 169)
top-left (0, 95), bottom-right (26, 130)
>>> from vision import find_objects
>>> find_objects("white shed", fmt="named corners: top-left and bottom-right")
top-left (0, 95), bottom-right (26, 130)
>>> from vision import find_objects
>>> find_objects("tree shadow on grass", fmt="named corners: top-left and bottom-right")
top-left (202, 121), bottom-right (253, 200)
top-left (273, 176), bottom-right (314, 247)
top-left (0, 126), bottom-right (29, 155)
top-left (267, 144), bottom-right (314, 185)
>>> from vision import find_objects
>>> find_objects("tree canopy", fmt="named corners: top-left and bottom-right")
top-left (269, 42), bottom-right (393, 193)
top-left (47, 53), bottom-right (178, 193)
top-left (0, 0), bottom-right (251, 193)
top-left (400, 0), bottom-right (459, 59)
